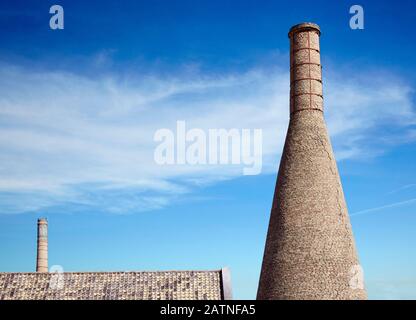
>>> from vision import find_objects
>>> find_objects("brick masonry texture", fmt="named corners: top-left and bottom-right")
top-left (256, 23), bottom-right (367, 300)
top-left (36, 219), bottom-right (48, 273)
top-left (0, 271), bottom-right (223, 300)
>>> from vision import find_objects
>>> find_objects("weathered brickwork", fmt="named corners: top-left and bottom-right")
top-left (257, 23), bottom-right (367, 300)
top-left (36, 218), bottom-right (48, 273)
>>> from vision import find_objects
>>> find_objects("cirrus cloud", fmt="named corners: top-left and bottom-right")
top-left (0, 57), bottom-right (414, 214)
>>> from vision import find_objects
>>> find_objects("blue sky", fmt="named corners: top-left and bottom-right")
top-left (0, 0), bottom-right (416, 299)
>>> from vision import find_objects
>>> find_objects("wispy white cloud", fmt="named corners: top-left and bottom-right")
top-left (0, 57), bottom-right (414, 214)
top-left (387, 184), bottom-right (416, 195)
top-left (351, 198), bottom-right (416, 217)
top-left (367, 279), bottom-right (416, 300)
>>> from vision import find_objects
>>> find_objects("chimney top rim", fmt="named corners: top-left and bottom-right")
top-left (37, 218), bottom-right (48, 223)
top-left (288, 22), bottom-right (320, 37)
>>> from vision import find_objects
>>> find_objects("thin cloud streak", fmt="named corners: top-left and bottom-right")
top-left (351, 198), bottom-right (416, 217)
top-left (386, 184), bottom-right (416, 195)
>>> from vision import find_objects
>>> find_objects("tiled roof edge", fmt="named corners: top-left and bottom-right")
top-left (0, 269), bottom-right (223, 275)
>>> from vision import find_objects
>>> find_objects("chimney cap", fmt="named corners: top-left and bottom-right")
top-left (37, 218), bottom-right (48, 224)
top-left (288, 22), bottom-right (321, 38)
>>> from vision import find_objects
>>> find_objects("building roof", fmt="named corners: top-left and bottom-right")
top-left (0, 269), bottom-right (232, 300)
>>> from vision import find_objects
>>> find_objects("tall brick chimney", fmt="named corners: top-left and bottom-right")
top-left (36, 218), bottom-right (48, 273)
top-left (257, 23), bottom-right (366, 299)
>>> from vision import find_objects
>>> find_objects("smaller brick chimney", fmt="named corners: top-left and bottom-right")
top-left (36, 218), bottom-right (48, 273)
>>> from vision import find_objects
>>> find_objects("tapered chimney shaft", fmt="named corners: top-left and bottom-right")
top-left (36, 218), bottom-right (48, 273)
top-left (257, 23), bottom-right (366, 299)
